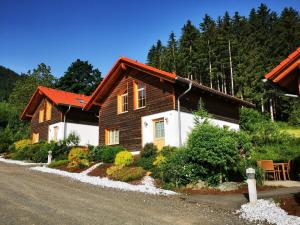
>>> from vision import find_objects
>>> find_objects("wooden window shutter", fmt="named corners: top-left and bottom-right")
top-left (105, 129), bottom-right (108, 145)
top-left (46, 101), bottom-right (52, 121)
top-left (133, 81), bottom-right (138, 109)
top-left (117, 95), bottom-right (121, 113)
top-left (39, 110), bottom-right (44, 123)
top-left (32, 133), bottom-right (39, 143)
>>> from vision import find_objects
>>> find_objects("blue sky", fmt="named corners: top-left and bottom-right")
top-left (0, 0), bottom-right (299, 77)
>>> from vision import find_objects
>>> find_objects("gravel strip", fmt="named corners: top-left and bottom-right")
top-left (0, 156), bottom-right (44, 166)
top-left (236, 199), bottom-right (300, 225)
top-left (30, 166), bottom-right (176, 195)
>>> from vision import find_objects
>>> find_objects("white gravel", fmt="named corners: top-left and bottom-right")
top-left (0, 156), bottom-right (44, 166)
top-left (30, 166), bottom-right (176, 196)
top-left (236, 199), bottom-right (300, 225)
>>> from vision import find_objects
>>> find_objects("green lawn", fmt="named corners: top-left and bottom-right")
top-left (277, 122), bottom-right (300, 138)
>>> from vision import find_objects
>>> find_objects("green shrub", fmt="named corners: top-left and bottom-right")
top-left (140, 143), bottom-right (158, 158)
top-left (90, 145), bottom-right (103, 161)
top-left (159, 147), bottom-right (196, 187)
top-left (160, 145), bottom-right (178, 156)
top-left (106, 166), bottom-right (146, 182)
top-left (91, 145), bottom-right (125, 163)
top-left (67, 147), bottom-right (90, 168)
top-left (14, 139), bottom-right (32, 151)
top-left (136, 155), bottom-right (156, 171)
top-left (32, 144), bottom-right (49, 163)
top-left (0, 129), bottom-right (14, 153)
top-left (11, 143), bottom-right (40, 161)
top-left (159, 124), bottom-right (252, 187)
top-left (289, 102), bottom-right (300, 126)
top-left (48, 160), bottom-right (69, 168)
top-left (114, 151), bottom-right (133, 167)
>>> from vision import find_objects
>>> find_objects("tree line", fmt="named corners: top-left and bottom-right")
top-left (146, 4), bottom-right (300, 122)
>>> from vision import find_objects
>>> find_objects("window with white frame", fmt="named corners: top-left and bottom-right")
top-left (106, 129), bottom-right (119, 145)
top-left (134, 81), bottom-right (145, 109)
top-left (118, 90), bottom-right (128, 113)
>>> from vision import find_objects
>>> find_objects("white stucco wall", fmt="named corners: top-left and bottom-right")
top-left (141, 110), bottom-right (239, 147)
top-left (48, 122), bottom-right (99, 146)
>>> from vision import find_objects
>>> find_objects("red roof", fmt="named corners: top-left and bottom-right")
top-left (85, 56), bottom-right (254, 110)
top-left (265, 47), bottom-right (300, 94)
top-left (265, 47), bottom-right (300, 80)
top-left (21, 86), bottom-right (91, 120)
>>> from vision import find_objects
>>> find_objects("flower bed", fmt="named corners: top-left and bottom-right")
top-left (30, 166), bottom-right (176, 195)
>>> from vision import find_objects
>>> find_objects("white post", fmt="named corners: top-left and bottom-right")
top-left (246, 168), bottom-right (257, 204)
top-left (269, 98), bottom-right (274, 122)
top-left (47, 150), bottom-right (52, 165)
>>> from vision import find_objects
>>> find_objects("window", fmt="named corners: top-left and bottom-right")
top-left (39, 109), bottom-right (44, 123)
top-left (118, 90), bottom-right (128, 113)
top-left (105, 129), bottom-right (119, 145)
top-left (46, 100), bottom-right (52, 121)
top-left (154, 119), bottom-right (165, 138)
top-left (32, 133), bottom-right (39, 143)
top-left (134, 81), bottom-right (146, 109)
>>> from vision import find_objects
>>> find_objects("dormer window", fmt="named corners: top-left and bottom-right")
top-left (118, 89), bottom-right (128, 113)
top-left (134, 81), bottom-right (146, 109)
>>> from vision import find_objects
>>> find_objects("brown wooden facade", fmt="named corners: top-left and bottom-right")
top-left (99, 72), bottom-right (174, 151)
top-left (30, 97), bottom-right (98, 142)
top-left (98, 70), bottom-right (243, 151)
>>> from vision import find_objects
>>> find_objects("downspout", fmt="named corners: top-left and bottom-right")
top-left (177, 80), bottom-right (192, 147)
top-left (63, 105), bottom-right (71, 139)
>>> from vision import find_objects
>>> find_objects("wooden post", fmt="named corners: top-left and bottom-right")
top-left (270, 98), bottom-right (274, 122)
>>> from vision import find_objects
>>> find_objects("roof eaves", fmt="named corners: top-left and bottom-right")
top-left (176, 76), bottom-right (255, 108)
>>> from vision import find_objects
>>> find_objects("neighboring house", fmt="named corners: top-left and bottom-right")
top-left (84, 57), bottom-right (255, 152)
top-left (21, 86), bottom-right (99, 146)
top-left (265, 47), bottom-right (300, 96)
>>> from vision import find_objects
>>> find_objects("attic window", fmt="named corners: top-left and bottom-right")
top-left (76, 98), bottom-right (86, 104)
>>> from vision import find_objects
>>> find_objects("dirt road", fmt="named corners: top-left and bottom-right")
top-left (0, 162), bottom-right (247, 225)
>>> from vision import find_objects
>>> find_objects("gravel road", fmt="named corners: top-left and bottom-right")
top-left (0, 162), bottom-right (248, 225)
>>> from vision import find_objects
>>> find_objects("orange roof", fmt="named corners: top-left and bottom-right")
top-left (85, 56), bottom-right (254, 110)
top-left (265, 47), bottom-right (300, 94)
top-left (21, 86), bottom-right (91, 120)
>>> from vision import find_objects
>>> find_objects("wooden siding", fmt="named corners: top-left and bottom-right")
top-left (65, 107), bottom-right (98, 125)
top-left (99, 72), bottom-right (175, 151)
top-left (175, 85), bottom-right (240, 123)
top-left (30, 98), bottom-right (62, 141)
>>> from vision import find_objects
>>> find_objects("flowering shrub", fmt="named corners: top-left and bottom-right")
top-left (114, 150), bottom-right (133, 167)
top-left (14, 139), bottom-right (32, 151)
top-left (106, 166), bottom-right (146, 182)
top-left (67, 147), bottom-right (90, 168)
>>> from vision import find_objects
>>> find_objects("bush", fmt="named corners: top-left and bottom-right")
top-left (289, 102), bottom-right (300, 126)
top-left (90, 145), bottom-right (125, 163)
top-left (114, 151), bottom-right (133, 167)
top-left (14, 139), bottom-right (32, 151)
top-left (48, 159), bottom-right (69, 168)
top-left (136, 155), bottom-right (156, 171)
top-left (32, 143), bottom-right (49, 163)
top-left (0, 129), bottom-right (14, 153)
top-left (11, 143), bottom-right (40, 161)
top-left (140, 143), bottom-right (158, 158)
top-left (67, 147), bottom-right (90, 168)
top-left (159, 123), bottom-right (252, 187)
top-left (106, 166), bottom-right (146, 182)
